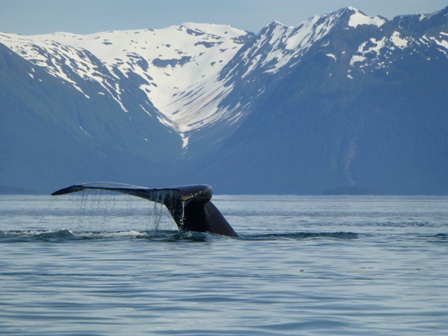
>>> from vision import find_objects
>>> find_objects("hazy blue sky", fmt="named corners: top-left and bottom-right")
top-left (1, 0), bottom-right (447, 35)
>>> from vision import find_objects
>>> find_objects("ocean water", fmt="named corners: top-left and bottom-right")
top-left (0, 193), bottom-right (447, 335)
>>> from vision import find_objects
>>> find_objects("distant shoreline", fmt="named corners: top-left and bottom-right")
top-left (323, 186), bottom-right (382, 196)
top-left (0, 185), bottom-right (37, 195)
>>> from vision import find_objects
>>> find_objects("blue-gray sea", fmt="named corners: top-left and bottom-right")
top-left (1, 193), bottom-right (447, 335)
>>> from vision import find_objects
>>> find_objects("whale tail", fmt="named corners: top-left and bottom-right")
top-left (52, 182), bottom-right (238, 237)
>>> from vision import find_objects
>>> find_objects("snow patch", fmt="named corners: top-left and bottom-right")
top-left (348, 11), bottom-right (385, 28)
top-left (181, 135), bottom-right (189, 149)
top-left (139, 104), bottom-right (152, 117)
top-left (390, 31), bottom-right (408, 48)
top-left (350, 55), bottom-right (366, 65)
top-left (431, 36), bottom-right (448, 50)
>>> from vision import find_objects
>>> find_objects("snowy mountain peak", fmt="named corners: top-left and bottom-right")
top-left (221, 9), bottom-right (352, 79)
top-left (322, 7), bottom-right (386, 29)
top-left (266, 21), bottom-right (293, 29)
top-left (347, 10), bottom-right (386, 28)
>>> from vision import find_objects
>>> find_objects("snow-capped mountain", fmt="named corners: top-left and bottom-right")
top-left (0, 23), bottom-right (253, 147)
top-left (2, 7), bottom-right (447, 145)
top-left (201, 6), bottom-right (448, 194)
top-left (220, 6), bottom-right (447, 90)
top-left (1, 6), bottom-right (448, 194)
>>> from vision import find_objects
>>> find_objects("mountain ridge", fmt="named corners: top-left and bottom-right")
top-left (1, 6), bottom-right (447, 194)
top-left (0, 23), bottom-right (254, 148)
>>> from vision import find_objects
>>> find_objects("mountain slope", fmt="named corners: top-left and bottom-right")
top-left (186, 7), bottom-right (448, 194)
top-left (0, 43), bottom-right (181, 192)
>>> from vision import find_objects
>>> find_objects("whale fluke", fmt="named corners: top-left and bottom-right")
top-left (51, 182), bottom-right (238, 237)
